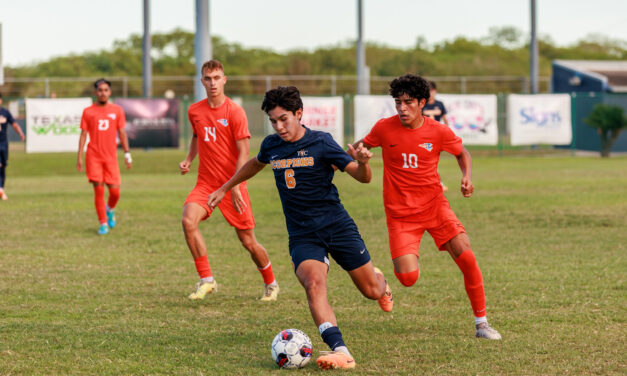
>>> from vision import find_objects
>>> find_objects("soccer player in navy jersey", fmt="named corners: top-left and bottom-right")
top-left (208, 86), bottom-right (393, 370)
top-left (0, 93), bottom-right (25, 201)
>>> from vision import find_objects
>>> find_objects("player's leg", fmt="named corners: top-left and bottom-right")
top-left (346, 262), bottom-right (393, 312)
top-left (295, 259), bottom-right (355, 370)
top-left (103, 161), bottom-right (121, 229)
top-left (235, 228), bottom-right (279, 301)
top-left (387, 217), bottom-right (423, 287)
top-left (91, 182), bottom-right (108, 234)
top-left (0, 145), bottom-right (8, 200)
top-left (432, 199), bottom-right (502, 340)
top-left (182, 201), bottom-right (217, 300)
top-left (105, 184), bottom-right (120, 229)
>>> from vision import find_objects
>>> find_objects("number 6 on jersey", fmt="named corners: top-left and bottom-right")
top-left (284, 168), bottom-right (296, 189)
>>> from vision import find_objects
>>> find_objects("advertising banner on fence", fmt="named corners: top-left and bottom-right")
top-left (508, 94), bottom-right (572, 146)
top-left (354, 95), bottom-right (396, 141)
top-left (25, 98), bottom-right (92, 153)
top-left (439, 94), bottom-right (498, 145)
top-left (301, 96), bottom-right (344, 146)
top-left (115, 98), bottom-right (179, 148)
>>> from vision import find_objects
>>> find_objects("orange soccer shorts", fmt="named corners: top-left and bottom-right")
top-left (85, 154), bottom-right (121, 185)
top-left (184, 183), bottom-right (255, 230)
top-left (386, 195), bottom-right (466, 259)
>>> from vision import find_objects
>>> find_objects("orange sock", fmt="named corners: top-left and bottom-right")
top-left (194, 255), bottom-right (213, 279)
top-left (258, 262), bottom-right (276, 285)
top-left (454, 250), bottom-right (486, 317)
top-left (394, 269), bottom-right (420, 287)
top-left (108, 187), bottom-right (120, 209)
top-left (93, 185), bottom-right (107, 224)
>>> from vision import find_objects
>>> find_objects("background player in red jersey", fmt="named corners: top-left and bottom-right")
top-left (179, 60), bottom-right (279, 302)
top-left (352, 74), bottom-right (501, 340)
top-left (77, 79), bottom-right (132, 235)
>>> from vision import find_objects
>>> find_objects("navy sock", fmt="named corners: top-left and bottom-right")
top-left (321, 326), bottom-right (345, 351)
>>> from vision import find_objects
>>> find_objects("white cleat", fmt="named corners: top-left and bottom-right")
top-left (475, 322), bottom-right (502, 340)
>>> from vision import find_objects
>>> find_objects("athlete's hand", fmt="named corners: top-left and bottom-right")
top-left (179, 160), bottom-right (191, 175)
top-left (76, 159), bottom-right (83, 172)
top-left (461, 176), bottom-right (474, 198)
top-left (347, 142), bottom-right (372, 164)
top-left (208, 188), bottom-right (226, 210)
top-left (230, 185), bottom-right (247, 214)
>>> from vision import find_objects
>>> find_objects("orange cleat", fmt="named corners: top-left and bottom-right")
top-left (316, 351), bottom-right (356, 370)
top-left (374, 267), bottom-right (394, 312)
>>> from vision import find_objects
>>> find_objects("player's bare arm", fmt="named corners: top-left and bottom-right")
top-left (455, 147), bottom-right (474, 197)
top-left (230, 138), bottom-right (251, 214)
top-left (351, 138), bottom-right (373, 150)
top-left (179, 134), bottom-right (199, 175)
top-left (118, 128), bottom-right (132, 169)
top-left (344, 143), bottom-right (373, 183)
top-left (11, 121), bottom-right (25, 141)
top-left (208, 157), bottom-right (266, 209)
top-left (76, 130), bottom-right (88, 172)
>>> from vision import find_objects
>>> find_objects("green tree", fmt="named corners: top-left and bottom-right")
top-left (584, 104), bottom-right (627, 157)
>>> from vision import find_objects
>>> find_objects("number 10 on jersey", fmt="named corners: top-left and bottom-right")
top-left (401, 153), bottom-right (418, 168)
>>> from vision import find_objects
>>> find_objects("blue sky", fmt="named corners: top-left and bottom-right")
top-left (1, 0), bottom-right (626, 66)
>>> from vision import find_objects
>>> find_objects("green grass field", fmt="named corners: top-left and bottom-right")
top-left (1, 147), bottom-right (625, 375)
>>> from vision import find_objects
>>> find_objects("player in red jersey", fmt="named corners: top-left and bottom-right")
top-left (179, 60), bottom-right (279, 302)
top-left (352, 74), bottom-right (501, 339)
top-left (77, 79), bottom-right (132, 235)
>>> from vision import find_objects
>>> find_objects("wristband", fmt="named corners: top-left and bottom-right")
top-left (124, 152), bottom-right (132, 163)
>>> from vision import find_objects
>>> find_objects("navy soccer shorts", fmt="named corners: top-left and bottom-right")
top-left (289, 218), bottom-right (371, 272)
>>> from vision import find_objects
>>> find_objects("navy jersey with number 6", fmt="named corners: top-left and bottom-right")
top-left (257, 126), bottom-right (354, 236)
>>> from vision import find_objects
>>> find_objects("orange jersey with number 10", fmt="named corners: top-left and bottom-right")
top-left (363, 115), bottom-right (463, 218)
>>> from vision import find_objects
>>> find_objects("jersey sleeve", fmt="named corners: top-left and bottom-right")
top-left (322, 133), bottom-right (353, 172)
top-left (80, 108), bottom-right (89, 131)
top-left (5, 110), bottom-right (15, 125)
top-left (256, 136), bottom-right (273, 164)
top-left (117, 107), bottom-right (126, 129)
top-left (362, 118), bottom-right (383, 147)
top-left (439, 101), bottom-right (447, 115)
top-left (441, 125), bottom-right (463, 155)
top-left (187, 109), bottom-right (197, 137)
top-left (231, 104), bottom-right (251, 141)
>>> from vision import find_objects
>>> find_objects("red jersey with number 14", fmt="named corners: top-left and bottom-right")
top-left (187, 97), bottom-right (251, 189)
top-left (80, 103), bottom-right (126, 161)
top-left (363, 115), bottom-right (463, 218)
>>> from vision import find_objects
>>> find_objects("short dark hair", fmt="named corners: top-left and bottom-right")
top-left (201, 59), bottom-right (224, 75)
top-left (94, 78), bottom-right (111, 89)
top-left (428, 81), bottom-right (437, 90)
top-left (389, 74), bottom-right (430, 102)
top-left (261, 86), bottom-right (303, 114)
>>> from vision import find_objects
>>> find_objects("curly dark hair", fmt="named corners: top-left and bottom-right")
top-left (261, 86), bottom-right (303, 114)
top-left (389, 74), bottom-right (430, 102)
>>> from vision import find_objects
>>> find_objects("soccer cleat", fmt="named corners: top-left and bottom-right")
top-left (260, 284), bottom-right (280, 302)
top-left (106, 208), bottom-right (116, 229)
top-left (188, 280), bottom-right (218, 300)
top-left (98, 224), bottom-right (110, 235)
top-left (374, 267), bottom-right (394, 312)
top-left (475, 322), bottom-right (502, 340)
top-left (316, 351), bottom-right (356, 370)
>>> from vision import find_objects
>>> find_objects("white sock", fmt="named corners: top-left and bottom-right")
top-left (201, 277), bottom-right (214, 283)
top-left (318, 322), bottom-right (333, 335)
top-left (475, 316), bottom-right (488, 325)
top-left (333, 346), bottom-right (352, 357)
top-left (265, 280), bottom-right (278, 287)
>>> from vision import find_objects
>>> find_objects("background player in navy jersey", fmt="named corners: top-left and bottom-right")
top-left (0, 93), bottom-right (26, 201)
top-left (423, 81), bottom-right (450, 192)
top-left (208, 86), bottom-right (393, 370)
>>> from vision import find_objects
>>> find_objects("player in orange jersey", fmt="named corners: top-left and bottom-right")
top-left (352, 74), bottom-right (501, 340)
top-left (179, 60), bottom-right (279, 302)
top-left (77, 79), bottom-right (132, 235)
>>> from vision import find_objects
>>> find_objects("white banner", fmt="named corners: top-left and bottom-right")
top-left (353, 95), bottom-right (396, 142)
top-left (26, 98), bottom-right (92, 153)
top-left (301, 96), bottom-right (344, 147)
top-left (438, 94), bottom-right (498, 145)
top-left (508, 94), bottom-right (572, 146)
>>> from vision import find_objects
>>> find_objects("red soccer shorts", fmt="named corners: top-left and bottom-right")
top-left (184, 183), bottom-right (255, 230)
top-left (386, 195), bottom-right (466, 259)
top-left (85, 154), bottom-right (121, 185)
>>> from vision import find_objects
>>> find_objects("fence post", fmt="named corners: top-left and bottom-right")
top-left (570, 92), bottom-right (577, 156)
top-left (123, 77), bottom-right (128, 97)
top-left (265, 76), bottom-right (272, 92)
top-left (461, 76), bottom-right (467, 94)
top-left (331, 75), bottom-right (337, 96)
top-left (45, 78), bottom-right (50, 98)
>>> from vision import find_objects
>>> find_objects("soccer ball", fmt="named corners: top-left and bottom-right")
top-left (271, 329), bottom-right (313, 369)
